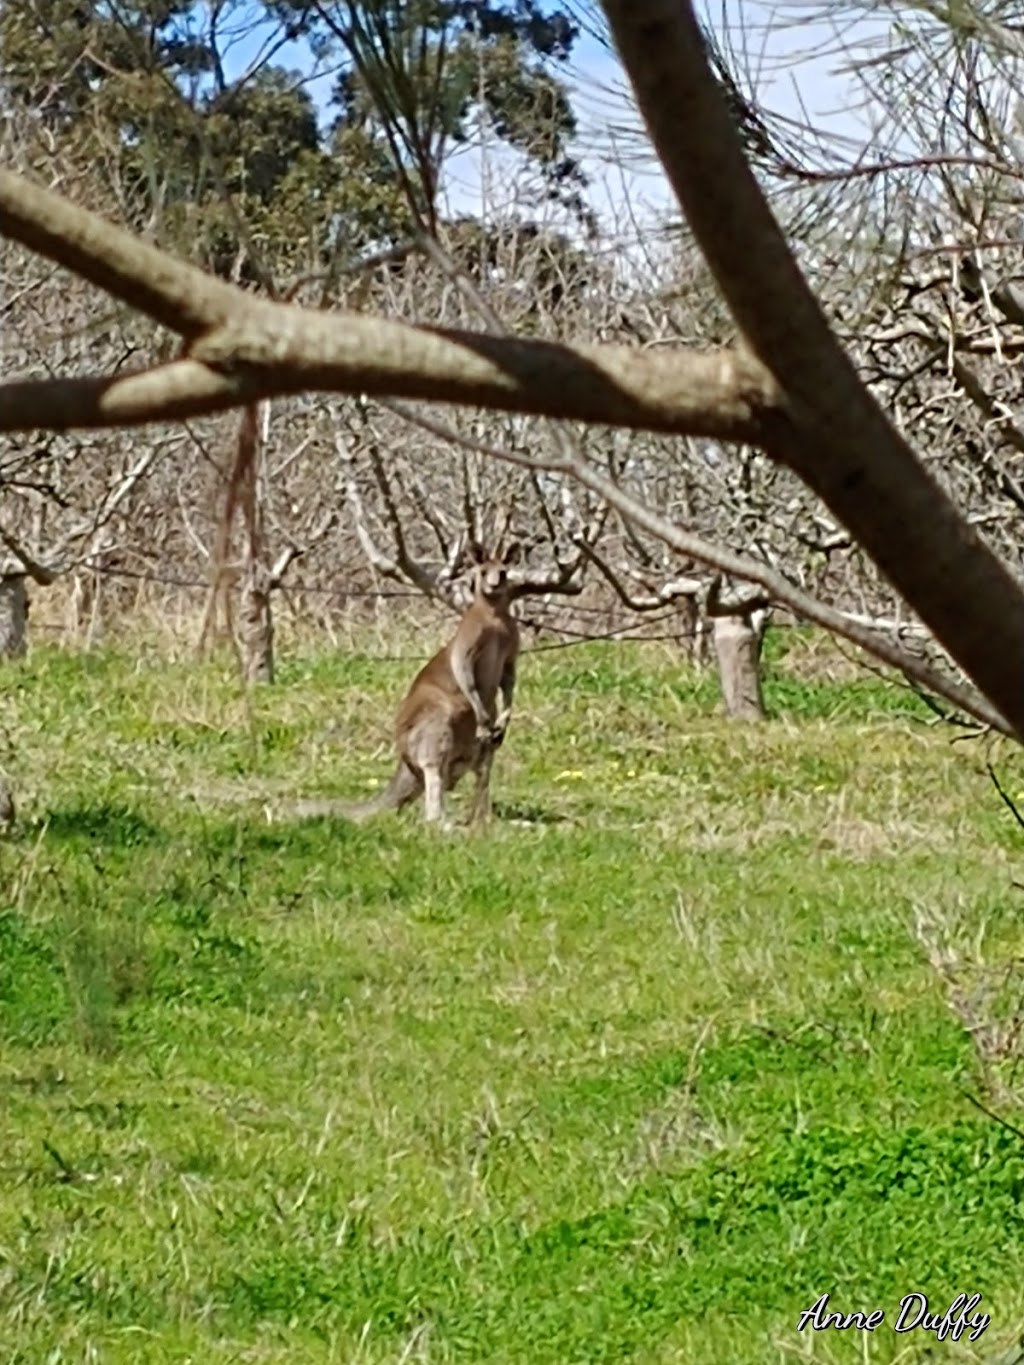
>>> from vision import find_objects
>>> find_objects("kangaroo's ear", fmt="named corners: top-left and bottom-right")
top-left (502, 541), bottom-right (523, 566)
top-left (466, 540), bottom-right (488, 566)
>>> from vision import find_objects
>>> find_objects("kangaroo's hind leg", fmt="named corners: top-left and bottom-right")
top-left (468, 741), bottom-right (495, 827)
top-left (422, 764), bottom-right (449, 825)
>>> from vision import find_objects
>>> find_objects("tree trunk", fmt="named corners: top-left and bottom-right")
top-left (0, 775), bottom-right (14, 831)
top-left (67, 568), bottom-right (106, 647)
top-left (713, 610), bottom-right (766, 720)
top-left (676, 593), bottom-right (700, 660)
top-left (237, 399), bottom-right (275, 684)
top-left (0, 573), bottom-right (28, 659)
top-left (693, 615), bottom-right (713, 668)
top-left (241, 566), bottom-right (274, 684)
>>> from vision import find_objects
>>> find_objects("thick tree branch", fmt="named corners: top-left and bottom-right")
top-left (0, 332), bottom-right (774, 443)
top-left (0, 171), bottom-right (776, 441)
top-left (0, 170), bottom-right (241, 338)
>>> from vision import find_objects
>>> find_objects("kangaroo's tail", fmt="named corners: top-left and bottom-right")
top-left (288, 760), bottom-right (421, 823)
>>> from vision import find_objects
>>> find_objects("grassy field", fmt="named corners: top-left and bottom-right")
top-left (2, 624), bottom-right (1024, 1364)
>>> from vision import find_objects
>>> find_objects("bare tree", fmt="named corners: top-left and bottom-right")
top-left (3, 2), bottom-right (1024, 742)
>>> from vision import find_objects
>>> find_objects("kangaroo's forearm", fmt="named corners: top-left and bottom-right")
top-left (450, 646), bottom-right (489, 723)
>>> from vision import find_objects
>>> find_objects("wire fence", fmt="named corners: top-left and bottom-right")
top-left (32, 559), bottom-right (713, 651)
top-left (25, 555), bottom-right (818, 664)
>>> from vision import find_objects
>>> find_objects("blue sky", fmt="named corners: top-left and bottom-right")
top-left (213, 1), bottom-right (882, 227)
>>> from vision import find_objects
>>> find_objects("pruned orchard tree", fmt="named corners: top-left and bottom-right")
top-left (2, 1), bottom-right (1024, 745)
top-left (0, 0), bottom-right (885, 709)
top-left (651, 0), bottom-right (1024, 704)
top-left (0, 0), bottom-right (624, 675)
top-left (0, 110), bottom-right (181, 654)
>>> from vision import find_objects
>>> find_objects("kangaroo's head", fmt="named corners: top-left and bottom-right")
top-left (466, 540), bottom-right (522, 604)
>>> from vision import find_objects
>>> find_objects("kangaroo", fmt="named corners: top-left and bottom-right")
top-left (294, 541), bottom-right (521, 828)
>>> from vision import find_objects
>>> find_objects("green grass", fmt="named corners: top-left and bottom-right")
top-left (2, 630), bottom-right (1024, 1363)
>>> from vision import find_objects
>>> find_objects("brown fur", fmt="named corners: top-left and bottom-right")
top-left (293, 543), bottom-right (521, 828)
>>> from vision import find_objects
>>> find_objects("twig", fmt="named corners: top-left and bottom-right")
top-left (987, 763), bottom-right (1024, 834)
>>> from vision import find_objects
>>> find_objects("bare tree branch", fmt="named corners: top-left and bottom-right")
top-left (0, 526), bottom-right (58, 585)
top-left (336, 429), bottom-right (454, 604)
top-left (0, 171), bottom-right (776, 441)
top-left (394, 406), bottom-right (1014, 738)
top-left (576, 538), bottom-right (701, 612)
top-left (705, 575), bottom-right (771, 617)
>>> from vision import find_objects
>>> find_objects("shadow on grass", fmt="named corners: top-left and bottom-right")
top-left (269, 799), bottom-right (573, 829)
top-left (276, 801), bottom-right (572, 829)
top-left (38, 803), bottom-right (166, 849)
top-left (491, 799), bottom-right (571, 826)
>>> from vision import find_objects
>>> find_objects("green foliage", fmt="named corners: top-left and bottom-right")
top-left (0, 0), bottom-right (201, 131)
top-left (2, 636), bottom-right (1023, 1361)
top-left (311, 0), bottom-right (587, 227)
top-left (205, 67), bottom-right (321, 201)
top-left (473, 35), bottom-right (579, 170)
top-left (2, 0), bottom-right (589, 276)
